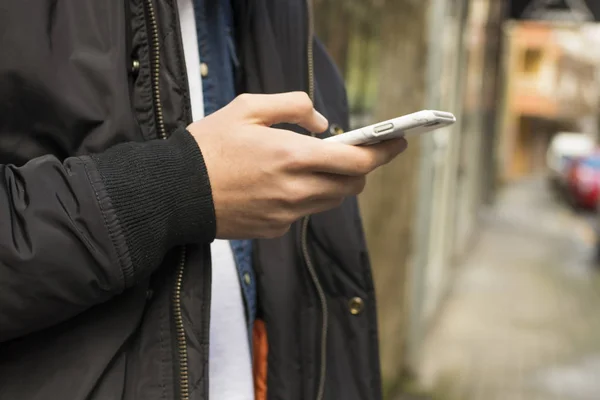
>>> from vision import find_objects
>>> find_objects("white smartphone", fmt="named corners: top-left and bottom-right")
top-left (323, 110), bottom-right (456, 146)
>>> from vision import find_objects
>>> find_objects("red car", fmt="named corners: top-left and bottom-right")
top-left (566, 152), bottom-right (600, 210)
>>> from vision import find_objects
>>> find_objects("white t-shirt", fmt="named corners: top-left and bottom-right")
top-left (176, 0), bottom-right (254, 399)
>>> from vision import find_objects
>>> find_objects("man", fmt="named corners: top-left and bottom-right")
top-left (0, 0), bottom-right (407, 399)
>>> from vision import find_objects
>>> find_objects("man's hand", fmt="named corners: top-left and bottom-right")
top-left (188, 92), bottom-right (407, 239)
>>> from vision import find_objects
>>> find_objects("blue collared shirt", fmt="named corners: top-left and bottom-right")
top-left (192, 0), bottom-right (256, 333)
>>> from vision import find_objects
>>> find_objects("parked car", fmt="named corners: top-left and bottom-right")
top-left (565, 152), bottom-right (600, 210)
top-left (546, 132), bottom-right (595, 195)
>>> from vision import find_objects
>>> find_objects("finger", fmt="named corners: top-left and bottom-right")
top-left (278, 173), bottom-right (365, 217)
top-left (234, 92), bottom-right (328, 133)
top-left (300, 197), bottom-right (346, 217)
top-left (296, 175), bottom-right (366, 215)
top-left (301, 173), bottom-right (367, 199)
top-left (297, 137), bottom-right (409, 176)
top-left (367, 138), bottom-right (408, 163)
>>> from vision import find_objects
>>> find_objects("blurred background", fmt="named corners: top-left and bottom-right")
top-left (313, 0), bottom-right (600, 399)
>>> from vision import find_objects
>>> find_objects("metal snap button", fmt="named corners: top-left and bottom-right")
top-left (131, 59), bottom-right (140, 74)
top-left (329, 124), bottom-right (344, 136)
top-left (348, 297), bottom-right (364, 315)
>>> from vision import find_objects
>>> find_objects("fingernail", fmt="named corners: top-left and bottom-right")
top-left (314, 110), bottom-right (328, 127)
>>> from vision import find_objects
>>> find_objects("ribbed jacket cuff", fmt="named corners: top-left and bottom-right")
top-left (89, 128), bottom-right (215, 284)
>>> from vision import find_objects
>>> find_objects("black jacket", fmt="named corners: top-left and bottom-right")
top-left (0, 0), bottom-right (383, 399)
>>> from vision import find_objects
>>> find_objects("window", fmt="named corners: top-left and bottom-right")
top-left (522, 48), bottom-right (543, 74)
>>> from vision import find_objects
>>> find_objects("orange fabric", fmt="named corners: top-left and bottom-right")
top-left (252, 319), bottom-right (268, 400)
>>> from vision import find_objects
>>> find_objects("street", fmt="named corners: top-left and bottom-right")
top-left (416, 178), bottom-right (600, 400)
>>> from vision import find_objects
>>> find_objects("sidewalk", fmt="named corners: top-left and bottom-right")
top-left (415, 178), bottom-right (600, 400)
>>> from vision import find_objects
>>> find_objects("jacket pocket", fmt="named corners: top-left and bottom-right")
top-left (305, 197), bottom-right (381, 400)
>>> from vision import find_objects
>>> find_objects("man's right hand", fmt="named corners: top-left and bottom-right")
top-left (188, 92), bottom-right (407, 239)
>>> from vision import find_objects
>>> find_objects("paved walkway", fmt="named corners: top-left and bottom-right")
top-left (416, 178), bottom-right (600, 400)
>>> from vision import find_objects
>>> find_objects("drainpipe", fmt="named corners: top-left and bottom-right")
top-left (406, 0), bottom-right (450, 373)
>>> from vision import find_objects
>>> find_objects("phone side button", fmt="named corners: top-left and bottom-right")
top-left (373, 123), bottom-right (394, 135)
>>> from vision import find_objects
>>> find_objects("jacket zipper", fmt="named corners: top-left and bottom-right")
top-left (300, 217), bottom-right (328, 400)
top-left (145, 0), bottom-right (167, 141)
top-left (144, 1), bottom-right (190, 399)
top-left (172, 247), bottom-right (189, 400)
top-left (306, 0), bottom-right (315, 103)
top-left (302, 2), bottom-right (328, 400)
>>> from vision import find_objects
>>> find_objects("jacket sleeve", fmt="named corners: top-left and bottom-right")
top-left (0, 128), bottom-right (216, 342)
